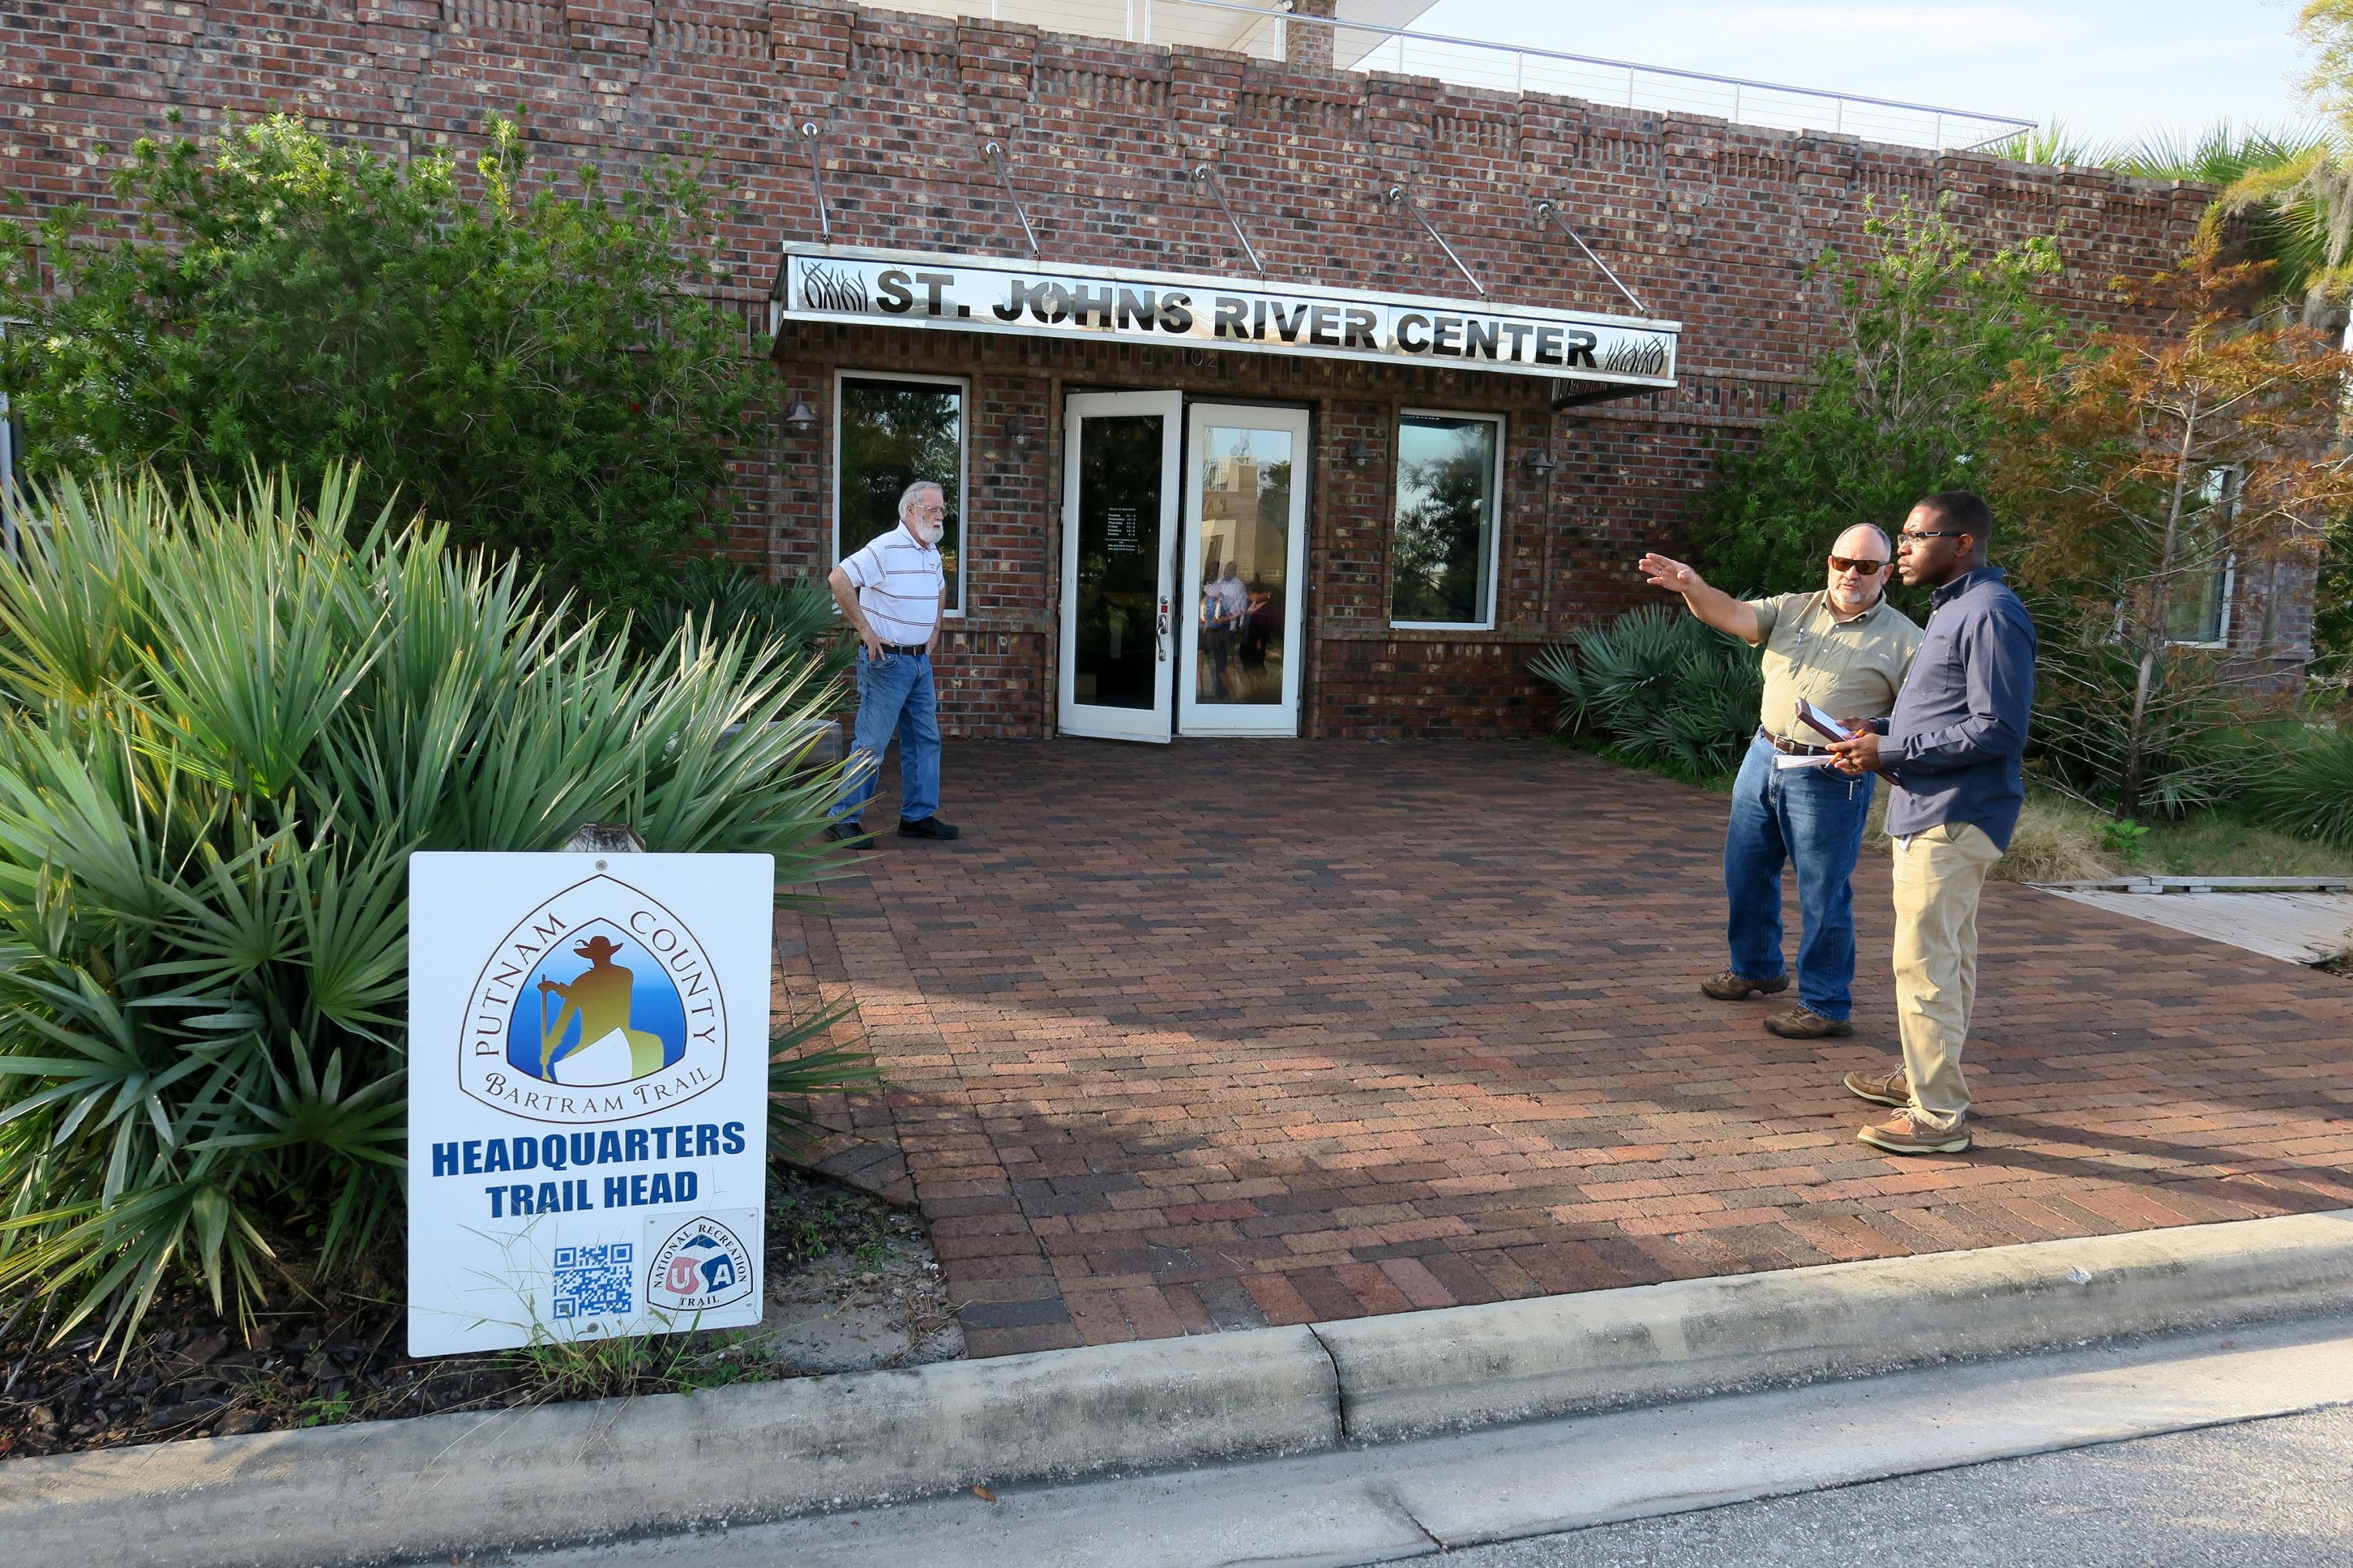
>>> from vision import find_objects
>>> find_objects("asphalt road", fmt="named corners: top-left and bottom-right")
top-left (1449, 1404), bottom-right (2353, 1568)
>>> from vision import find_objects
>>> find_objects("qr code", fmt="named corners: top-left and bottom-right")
top-left (552, 1243), bottom-right (633, 1320)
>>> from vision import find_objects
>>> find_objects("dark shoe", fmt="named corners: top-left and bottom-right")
top-left (897, 815), bottom-right (960, 841)
top-left (1842, 1065), bottom-right (1911, 1108)
top-left (1764, 1007), bottom-right (1853, 1040)
top-left (1857, 1111), bottom-right (1970, 1155)
top-left (823, 821), bottom-right (873, 851)
top-left (1701, 969), bottom-right (1790, 1002)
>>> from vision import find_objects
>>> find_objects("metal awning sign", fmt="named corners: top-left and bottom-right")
top-left (770, 244), bottom-right (1679, 396)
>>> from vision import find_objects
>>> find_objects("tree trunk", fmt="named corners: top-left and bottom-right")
top-left (2122, 393), bottom-right (2201, 822)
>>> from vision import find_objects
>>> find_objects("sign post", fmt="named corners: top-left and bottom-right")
top-left (406, 851), bottom-right (774, 1357)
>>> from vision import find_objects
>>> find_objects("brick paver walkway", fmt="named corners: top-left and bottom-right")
top-left (774, 740), bottom-right (2353, 1357)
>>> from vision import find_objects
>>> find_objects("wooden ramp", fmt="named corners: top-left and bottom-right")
top-left (2034, 878), bottom-right (2353, 966)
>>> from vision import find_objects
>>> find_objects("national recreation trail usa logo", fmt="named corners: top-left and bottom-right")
top-left (459, 874), bottom-right (728, 1123)
top-left (644, 1214), bottom-right (757, 1313)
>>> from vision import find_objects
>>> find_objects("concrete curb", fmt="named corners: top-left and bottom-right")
top-left (10, 1209), bottom-right (2351, 1568)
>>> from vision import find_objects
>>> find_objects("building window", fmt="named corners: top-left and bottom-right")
top-left (834, 373), bottom-right (967, 612)
top-left (1389, 411), bottom-right (1502, 629)
top-left (2166, 555), bottom-right (2235, 646)
top-left (2166, 467), bottom-right (2237, 649)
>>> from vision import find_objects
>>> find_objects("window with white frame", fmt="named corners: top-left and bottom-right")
top-left (834, 373), bottom-right (967, 613)
top-left (2166, 467), bottom-right (2238, 648)
top-left (1389, 411), bottom-right (1503, 629)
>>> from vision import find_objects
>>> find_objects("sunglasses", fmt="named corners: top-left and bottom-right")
top-left (1827, 556), bottom-right (1889, 575)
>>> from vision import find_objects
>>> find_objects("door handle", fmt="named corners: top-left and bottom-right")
top-left (1156, 596), bottom-right (1170, 661)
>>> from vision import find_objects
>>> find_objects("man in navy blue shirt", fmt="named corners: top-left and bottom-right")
top-left (1828, 492), bottom-right (2037, 1155)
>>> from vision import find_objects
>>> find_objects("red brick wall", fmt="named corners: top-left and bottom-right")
top-left (2, 1), bottom-right (2214, 737)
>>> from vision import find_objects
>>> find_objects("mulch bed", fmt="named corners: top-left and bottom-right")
top-left (0, 1166), bottom-right (922, 1462)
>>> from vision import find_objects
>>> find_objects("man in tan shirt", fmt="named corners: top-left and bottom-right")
top-left (1637, 527), bottom-right (1924, 1038)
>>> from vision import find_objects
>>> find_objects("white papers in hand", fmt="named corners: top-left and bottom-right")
top-left (1773, 752), bottom-right (1838, 771)
top-left (1795, 698), bottom-right (1857, 744)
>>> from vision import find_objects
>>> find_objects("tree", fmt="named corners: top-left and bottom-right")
top-left (1983, 241), bottom-right (2353, 819)
top-left (1689, 199), bottom-right (2064, 597)
top-left (0, 113), bottom-right (764, 610)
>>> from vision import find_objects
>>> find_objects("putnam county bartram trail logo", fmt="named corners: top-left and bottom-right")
top-left (644, 1214), bottom-right (757, 1313)
top-left (459, 874), bottom-right (729, 1124)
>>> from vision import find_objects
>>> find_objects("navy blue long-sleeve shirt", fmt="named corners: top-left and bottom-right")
top-left (1875, 565), bottom-right (2038, 851)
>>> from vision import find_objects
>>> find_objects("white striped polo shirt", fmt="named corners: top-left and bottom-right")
top-left (839, 524), bottom-right (946, 646)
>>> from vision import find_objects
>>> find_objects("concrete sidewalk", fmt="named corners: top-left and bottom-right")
top-left (462, 1313), bottom-right (2353, 1568)
top-left (778, 738), bottom-right (2353, 1357)
top-left (13, 1209), bottom-right (2353, 1568)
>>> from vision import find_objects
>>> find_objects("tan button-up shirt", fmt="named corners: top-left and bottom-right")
top-left (1745, 590), bottom-right (1924, 744)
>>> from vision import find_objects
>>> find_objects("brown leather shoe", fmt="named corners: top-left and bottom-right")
top-left (1701, 970), bottom-right (1791, 1001)
top-left (1857, 1111), bottom-right (1970, 1155)
top-left (1764, 1007), bottom-right (1852, 1040)
top-left (1843, 1065), bottom-right (1910, 1107)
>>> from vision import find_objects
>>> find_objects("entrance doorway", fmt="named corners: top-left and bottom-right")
top-left (1058, 393), bottom-right (1309, 743)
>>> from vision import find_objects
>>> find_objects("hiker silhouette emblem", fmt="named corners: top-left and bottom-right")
top-left (460, 874), bottom-right (727, 1122)
top-left (526, 932), bottom-right (672, 1085)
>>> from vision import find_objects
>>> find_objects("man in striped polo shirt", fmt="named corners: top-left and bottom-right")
top-left (825, 480), bottom-right (957, 849)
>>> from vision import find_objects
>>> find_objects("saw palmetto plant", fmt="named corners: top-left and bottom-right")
top-left (1531, 606), bottom-right (1764, 782)
top-left (0, 468), bottom-right (863, 1354)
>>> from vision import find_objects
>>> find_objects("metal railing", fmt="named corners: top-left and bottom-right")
top-left (933, 0), bottom-right (2034, 152)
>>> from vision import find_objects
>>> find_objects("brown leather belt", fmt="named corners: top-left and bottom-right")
top-left (1759, 727), bottom-right (1834, 757)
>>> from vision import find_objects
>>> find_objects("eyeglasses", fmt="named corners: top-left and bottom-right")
top-left (1897, 529), bottom-right (1967, 545)
top-left (1827, 556), bottom-right (1889, 575)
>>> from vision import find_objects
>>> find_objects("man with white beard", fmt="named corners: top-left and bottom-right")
top-left (1635, 525), bottom-right (1922, 1039)
top-left (825, 480), bottom-right (958, 849)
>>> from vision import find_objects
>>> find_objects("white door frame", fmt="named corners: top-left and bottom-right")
top-left (1058, 390), bottom-right (1183, 743)
top-left (1176, 403), bottom-right (1312, 737)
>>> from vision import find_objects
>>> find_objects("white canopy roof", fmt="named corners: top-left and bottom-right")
top-left (854, 1), bottom-right (1439, 69)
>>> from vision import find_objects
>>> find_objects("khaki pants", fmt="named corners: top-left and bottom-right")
top-left (1889, 821), bottom-right (2004, 1133)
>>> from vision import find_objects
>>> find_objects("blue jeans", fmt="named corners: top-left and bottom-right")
top-left (833, 649), bottom-right (941, 826)
top-left (1723, 734), bottom-right (1875, 1020)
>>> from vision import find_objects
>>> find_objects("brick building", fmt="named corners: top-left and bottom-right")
top-left (1, 1), bottom-right (2270, 738)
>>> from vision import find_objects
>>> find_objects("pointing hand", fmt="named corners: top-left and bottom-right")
top-left (1638, 553), bottom-right (1703, 593)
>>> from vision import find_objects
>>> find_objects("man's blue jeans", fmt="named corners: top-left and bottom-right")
top-left (833, 649), bottom-right (941, 826)
top-left (1724, 733), bottom-right (1876, 1020)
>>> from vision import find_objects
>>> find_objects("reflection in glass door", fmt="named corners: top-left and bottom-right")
top-left (1178, 405), bottom-right (1310, 736)
top-left (1058, 391), bottom-right (1181, 743)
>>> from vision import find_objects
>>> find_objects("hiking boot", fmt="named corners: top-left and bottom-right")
top-left (897, 814), bottom-right (960, 841)
top-left (1857, 1111), bottom-right (1971, 1155)
top-left (1842, 1065), bottom-right (1911, 1108)
top-left (1764, 1007), bottom-right (1852, 1040)
top-left (1700, 970), bottom-right (1790, 1002)
top-left (823, 821), bottom-right (873, 851)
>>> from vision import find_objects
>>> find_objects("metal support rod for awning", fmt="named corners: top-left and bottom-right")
top-left (1191, 164), bottom-right (1266, 278)
top-left (800, 122), bottom-right (832, 242)
top-left (1386, 186), bottom-right (1486, 297)
top-left (1531, 197), bottom-right (1648, 317)
top-left (983, 141), bottom-right (1043, 260)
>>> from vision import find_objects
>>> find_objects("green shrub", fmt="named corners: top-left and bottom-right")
top-left (1532, 606), bottom-right (1764, 781)
top-left (0, 113), bottom-right (765, 612)
top-left (636, 558), bottom-right (849, 683)
top-left (2244, 723), bottom-right (2353, 847)
top-left (1689, 200), bottom-right (2064, 599)
top-left (0, 468), bottom-right (854, 1352)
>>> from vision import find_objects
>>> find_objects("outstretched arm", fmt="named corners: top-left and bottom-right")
top-left (1636, 554), bottom-right (1764, 644)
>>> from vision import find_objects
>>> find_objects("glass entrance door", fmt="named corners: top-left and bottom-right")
top-left (1058, 391), bottom-right (1181, 743)
top-left (1178, 404), bottom-right (1310, 737)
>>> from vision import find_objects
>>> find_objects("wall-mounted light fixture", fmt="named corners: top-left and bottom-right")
top-left (1522, 447), bottom-right (1559, 479)
top-left (1344, 438), bottom-right (1379, 469)
top-left (1006, 413), bottom-right (1036, 453)
top-left (782, 400), bottom-right (819, 437)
